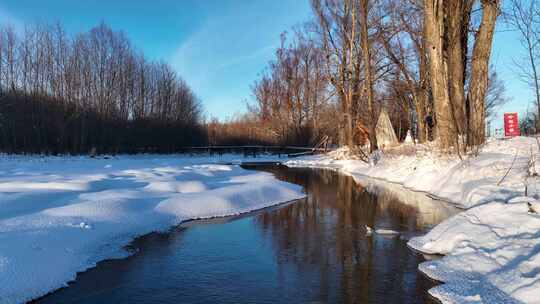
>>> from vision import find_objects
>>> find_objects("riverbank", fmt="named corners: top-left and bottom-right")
top-left (0, 155), bottom-right (304, 304)
top-left (286, 136), bottom-right (540, 304)
top-left (34, 166), bottom-right (455, 304)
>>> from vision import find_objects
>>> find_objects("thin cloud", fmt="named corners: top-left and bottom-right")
top-left (216, 44), bottom-right (276, 70)
top-left (167, 0), bottom-right (311, 119)
top-left (0, 6), bottom-right (24, 32)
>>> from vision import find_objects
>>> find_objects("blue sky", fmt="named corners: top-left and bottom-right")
top-left (0, 0), bottom-right (534, 129)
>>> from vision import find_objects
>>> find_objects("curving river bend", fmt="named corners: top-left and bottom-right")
top-left (33, 165), bottom-right (459, 304)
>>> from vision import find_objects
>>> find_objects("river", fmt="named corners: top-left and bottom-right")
top-left (34, 165), bottom-right (459, 304)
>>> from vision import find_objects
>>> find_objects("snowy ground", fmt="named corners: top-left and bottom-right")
top-left (287, 137), bottom-right (540, 304)
top-left (0, 154), bottom-right (304, 304)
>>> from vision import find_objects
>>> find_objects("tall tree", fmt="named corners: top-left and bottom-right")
top-left (423, 0), bottom-right (454, 149)
top-left (467, 0), bottom-right (499, 147)
top-left (423, 0), bottom-right (499, 150)
top-left (312, 0), bottom-right (360, 148)
top-left (377, 0), bottom-right (430, 142)
top-left (446, 0), bottom-right (472, 136)
top-left (359, 0), bottom-right (378, 151)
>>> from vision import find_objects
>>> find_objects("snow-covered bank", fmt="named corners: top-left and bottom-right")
top-left (408, 199), bottom-right (540, 303)
top-left (287, 137), bottom-right (536, 209)
top-left (286, 137), bottom-right (540, 304)
top-left (0, 155), bottom-right (304, 304)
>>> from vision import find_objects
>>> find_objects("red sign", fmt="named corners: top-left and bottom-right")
top-left (504, 113), bottom-right (520, 137)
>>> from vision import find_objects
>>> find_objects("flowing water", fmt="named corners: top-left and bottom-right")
top-left (34, 166), bottom-right (459, 304)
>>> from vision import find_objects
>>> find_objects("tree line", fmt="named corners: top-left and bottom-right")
top-left (1, 1), bottom-right (517, 154)
top-left (0, 22), bottom-right (204, 154)
top-left (213, 0), bottom-right (508, 154)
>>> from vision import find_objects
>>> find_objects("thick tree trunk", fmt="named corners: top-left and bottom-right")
top-left (424, 0), bottom-right (454, 149)
top-left (467, 0), bottom-right (498, 147)
top-left (446, 0), bottom-right (468, 135)
top-left (360, 0), bottom-right (378, 152)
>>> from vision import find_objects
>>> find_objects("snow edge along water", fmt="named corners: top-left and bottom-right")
top-left (0, 158), bottom-right (306, 304)
top-left (285, 137), bottom-right (540, 304)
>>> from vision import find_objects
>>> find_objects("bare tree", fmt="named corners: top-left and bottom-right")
top-left (312, 0), bottom-right (360, 148)
top-left (250, 30), bottom-right (333, 146)
top-left (235, 0), bottom-right (501, 152)
top-left (359, 0), bottom-right (378, 151)
top-left (446, 0), bottom-right (472, 136)
top-left (422, 0), bottom-right (499, 151)
top-left (485, 68), bottom-right (509, 123)
top-left (376, 0), bottom-right (430, 142)
top-left (467, 0), bottom-right (499, 148)
top-left (423, 0), bottom-right (455, 149)
top-left (508, 0), bottom-right (540, 131)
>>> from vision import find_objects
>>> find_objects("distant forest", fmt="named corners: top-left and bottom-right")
top-left (0, 22), bottom-right (205, 154)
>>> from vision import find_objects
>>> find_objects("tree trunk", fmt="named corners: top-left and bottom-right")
top-left (346, 0), bottom-right (356, 148)
top-left (416, 16), bottom-right (431, 143)
top-left (360, 0), bottom-right (378, 152)
top-left (467, 0), bottom-right (498, 147)
top-left (417, 42), bottom-right (429, 143)
top-left (446, 0), bottom-right (468, 135)
top-left (424, 0), bottom-right (454, 149)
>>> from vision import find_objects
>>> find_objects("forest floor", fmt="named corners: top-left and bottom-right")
top-left (286, 136), bottom-right (540, 304)
top-left (0, 154), bottom-right (304, 304)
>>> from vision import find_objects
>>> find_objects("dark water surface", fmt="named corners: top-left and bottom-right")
top-left (34, 166), bottom-right (459, 304)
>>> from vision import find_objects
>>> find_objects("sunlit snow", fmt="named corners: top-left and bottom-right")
top-left (287, 137), bottom-right (540, 304)
top-left (0, 155), bottom-right (304, 304)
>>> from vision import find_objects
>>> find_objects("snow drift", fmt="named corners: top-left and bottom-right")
top-left (409, 198), bottom-right (540, 303)
top-left (0, 155), bottom-right (305, 304)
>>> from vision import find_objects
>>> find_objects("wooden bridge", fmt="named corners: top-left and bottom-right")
top-left (180, 145), bottom-right (330, 158)
top-left (181, 136), bottom-right (332, 158)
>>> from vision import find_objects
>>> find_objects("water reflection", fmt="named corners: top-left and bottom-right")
top-left (34, 166), bottom-right (458, 304)
top-left (251, 167), bottom-right (458, 303)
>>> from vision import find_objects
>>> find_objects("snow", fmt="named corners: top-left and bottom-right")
top-left (409, 199), bottom-right (540, 303)
top-left (0, 154), bottom-right (304, 304)
top-left (374, 228), bottom-right (400, 235)
top-left (286, 137), bottom-right (540, 304)
top-left (287, 137), bottom-right (536, 209)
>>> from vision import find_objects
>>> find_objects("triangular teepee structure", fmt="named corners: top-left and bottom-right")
top-left (375, 109), bottom-right (398, 148)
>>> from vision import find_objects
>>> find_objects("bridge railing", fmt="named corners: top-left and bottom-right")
top-left (179, 145), bottom-right (330, 158)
